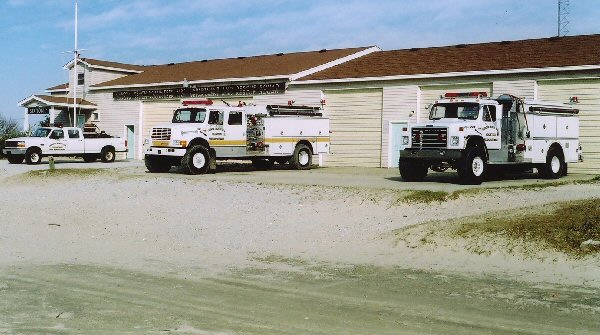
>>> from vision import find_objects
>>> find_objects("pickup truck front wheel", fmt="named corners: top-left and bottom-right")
top-left (145, 155), bottom-right (171, 173)
top-left (7, 154), bottom-right (24, 164)
top-left (25, 148), bottom-right (42, 165)
top-left (182, 145), bottom-right (210, 175)
top-left (100, 147), bottom-right (116, 163)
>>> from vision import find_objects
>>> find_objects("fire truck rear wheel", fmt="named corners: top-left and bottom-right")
top-left (182, 145), bottom-right (210, 175)
top-left (458, 146), bottom-right (486, 185)
top-left (539, 146), bottom-right (565, 179)
top-left (290, 144), bottom-right (312, 170)
top-left (7, 154), bottom-right (24, 164)
top-left (399, 159), bottom-right (428, 182)
top-left (145, 155), bottom-right (171, 173)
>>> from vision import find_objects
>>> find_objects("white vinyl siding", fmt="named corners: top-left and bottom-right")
top-left (253, 89), bottom-right (322, 106)
top-left (538, 78), bottom-right (600, 174)
top-left (382, 86), bottom-right (418, 167)
top-left (419, 83), bottom-right (493, 110)
top-left (322, 89), bottom-right (383, 167)
top-left (88, 68), bottom-right (131, 87)
top-left (141, 100), bottom-right (182, 142)
top-left (492, 80), bottom-right (536, 100)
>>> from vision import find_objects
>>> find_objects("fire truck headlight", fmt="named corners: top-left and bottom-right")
top-left (402, 136), bottom-right (409, 145)
top-left (451, 136), bottom-right (459, 146)
top-left (173, 140), bottom-right (187, 147)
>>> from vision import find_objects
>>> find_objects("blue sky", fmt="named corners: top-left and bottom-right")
top-left (1, 0), bottom-right (600, 122)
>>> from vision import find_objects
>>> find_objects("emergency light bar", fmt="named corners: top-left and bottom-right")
top-left (444, 92), bottom-right (488, 98)
top-left (182, 99), bottom-right (213, 106)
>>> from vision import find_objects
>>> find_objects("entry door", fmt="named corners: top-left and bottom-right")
top-left (76, 115), bottom-right (86, 129)
top-left (389, 122), bottom-right (407, 168)
top-left (126, 126), bottom-right (135, 159)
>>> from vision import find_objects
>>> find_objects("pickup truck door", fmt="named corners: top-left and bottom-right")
top-left (47, 129), bottom-right (67, 154)
top-left (66, 128), bottom-right (85, 154)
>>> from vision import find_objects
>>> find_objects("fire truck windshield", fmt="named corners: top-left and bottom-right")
top-left (172, 108), bottom-right (207, 123)
top-left (429, 103), bottom-right (480, 120)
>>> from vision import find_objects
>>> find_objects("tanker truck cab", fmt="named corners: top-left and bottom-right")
top-left (399, 92), bottom-right (581, 184)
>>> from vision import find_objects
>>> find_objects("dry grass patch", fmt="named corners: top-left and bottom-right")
top-left (455, 199), bottom-right (600, 256)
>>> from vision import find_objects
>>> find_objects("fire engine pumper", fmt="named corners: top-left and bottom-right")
top-left (143, 100), bottom-right (330, 174)
top-left (399, 92), bottom-right (582, 184)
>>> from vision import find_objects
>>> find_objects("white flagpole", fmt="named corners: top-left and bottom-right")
top-left (72, 1), bottom-right (78, 127)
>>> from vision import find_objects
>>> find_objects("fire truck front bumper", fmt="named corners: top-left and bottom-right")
top-left (145, 147), bottom-right (187, 157)
top-left (399, 148), bottom-right (463, 161)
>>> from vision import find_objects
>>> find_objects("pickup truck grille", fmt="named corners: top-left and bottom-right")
top-left (411, 127), bottom-right (448, 148)
top-left (4, 141), bottom-right (18, 148)
top-left (151, 128), bottom-right (171, 140)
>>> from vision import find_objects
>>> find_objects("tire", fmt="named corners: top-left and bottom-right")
top-left (181, 145), bottom-right (210, 175)
top-left (289, 144), bottom-right (312, 170)
top-left (145, 155), bottom-right (171, 173)
top-left (538, 146), bottom-right (565, 179)
top-left (252, 159), bottom-right (275, 170)
top-left (457, 146), bottom-right (487, 185)
top-left (25, 148), bottom-right (42, 165)
top-left (83, 154), bottom-right (97, 163)
top-left (399, 159), bottom-right (428, 182)
top-left (100, 147), bottom-right (116, 163)
top-left (7, 155), bottom-right (24, 164)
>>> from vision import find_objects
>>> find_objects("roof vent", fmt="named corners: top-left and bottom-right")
top-left (237, 56), bottom-right (246, 59)
top-left (276, 53), bottom-right (284, 56)
top-left (167, 63), bottom-right (175, 66)
top-left (499, 40), bottom-right (511, 45)
top-left (318, 49), bottom-right (327, 53)
top-left (455, 44), bottom-right (467, 48)
top-left (409, 48), bottom-right (419, 52)
top-left (201, 59), bottom-right (208, 63)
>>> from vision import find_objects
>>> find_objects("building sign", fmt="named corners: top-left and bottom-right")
top-left (27, 107), bottom-right (50, 114)
top-left (113, 82), bottom-right (286, 101)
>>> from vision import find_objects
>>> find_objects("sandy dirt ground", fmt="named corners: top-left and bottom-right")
top-left (0, 160), bottom-right (599, 334)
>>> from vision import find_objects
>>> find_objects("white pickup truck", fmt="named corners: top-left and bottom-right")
top-left (2, 126), bottom-right (127, 165)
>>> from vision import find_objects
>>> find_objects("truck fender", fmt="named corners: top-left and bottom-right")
top-left (465, 136), bottom-right (488, 159)
top-left (295, 139), bottom-right (314, 154)
top-left (188, 137), bottom-right (210, 151)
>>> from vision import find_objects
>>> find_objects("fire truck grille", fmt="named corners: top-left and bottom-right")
top-left (151, 128), bottom-right (171, 140)
top-left (411, 128), bottom-right (448, 148)
top-left (4, 141), bottom-right (18, 148)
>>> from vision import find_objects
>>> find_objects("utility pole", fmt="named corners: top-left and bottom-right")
top-left (558, 0), bottom-right (570, 37)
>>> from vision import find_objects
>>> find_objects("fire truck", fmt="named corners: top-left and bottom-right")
top-left (143, 100), bottom-right (330, 174)
top-left (399, 92), bottom-right (582, 184)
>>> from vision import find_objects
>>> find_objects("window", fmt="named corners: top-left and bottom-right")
top-left (208, 110), bottom-right (224, 125)
top-left (429, 103), bottom-right (480, 120)
top-left (483, 105), bottom-right (497, 122)
top-left (77, 73), bottom-right (84, 86)
top-left (91, 112), bottom-right (99, 121)
top-left (172, 108), bottom-right (206, 123)
top-left (228, 111), bottom-right (243, 125)
top-left (68, 129), bottom-right (80, 138)
top-left (50, 130), bottom-right (64, 139)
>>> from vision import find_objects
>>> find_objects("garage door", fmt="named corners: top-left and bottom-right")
top-left (420, 83), bottom-right (493, 112)
top-left (538, 79), bottom-right (600, 174)
top-left (142, 100), bottom-right (182, 140)
top-left (322, 89), bottom-right (383, 167)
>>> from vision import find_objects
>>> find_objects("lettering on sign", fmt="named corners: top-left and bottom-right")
top-left (113, 83), bottom-right (286, 101)
top-left (27, 107), bottom-right (50, 114)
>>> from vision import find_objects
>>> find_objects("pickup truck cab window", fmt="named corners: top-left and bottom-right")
top-left (50, 130), bottom-right (64, 139)
top-left (430, 103), bottom-right (479, 120)
top-left (172, 108), bottom-right (207, 123)
top-left (32, 128), bottom-right (52, 137)
top-left (68, 129), bottom-right (80, 138)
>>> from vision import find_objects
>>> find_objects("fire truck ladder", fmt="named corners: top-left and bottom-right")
top-left (266, 105), bottom-right (323, 117)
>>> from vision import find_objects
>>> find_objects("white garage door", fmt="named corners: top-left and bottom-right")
top-left (322, 89), bottom-right (383, 167)
top-left (142, 100), bottom-right (182, 140)
top-left (420, 83), bottom-right (493, 112)
top-left (538, 79), bottom-right (600, 174)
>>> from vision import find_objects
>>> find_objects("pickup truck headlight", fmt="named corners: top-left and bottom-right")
top-left (17, 141), bottom-right (26, 148)
top-left (402, 136), bottom-right (409, 145)
top-left (451, 136), bottom-right (459, 146)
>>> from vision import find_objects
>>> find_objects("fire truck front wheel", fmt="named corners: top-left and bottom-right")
top-left (457, 146), bottom-right (486, 185)
top-left (399, 159), bottom-right (428, 182)
top-left (290, 144), bottom-right (312, 170)
top-left (539, 146), bottom-right (565, 179)
top-left (182, 145), bottom-right (210, 175)
top-left (145, 155), bottom-right (171, 173)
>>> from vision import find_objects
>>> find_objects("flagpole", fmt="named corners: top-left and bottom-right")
top-left (72, 1), bottom-right (78, 127)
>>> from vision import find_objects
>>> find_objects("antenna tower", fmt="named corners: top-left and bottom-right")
top-left (558, 0), bottom-right (570, 37)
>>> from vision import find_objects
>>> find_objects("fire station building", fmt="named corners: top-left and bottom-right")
top-left (19, 34), bottom-right (600, 173)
